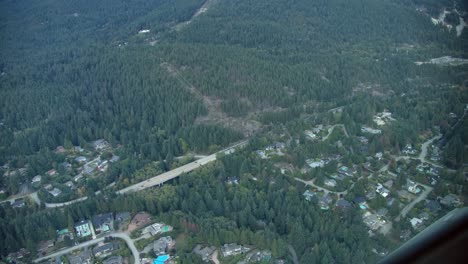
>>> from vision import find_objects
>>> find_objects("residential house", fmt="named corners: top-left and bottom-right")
top-left (361, 126), bottom-right (382, 134)
top-left (226, 176), bottom-right (239, 185)
top-left (362, 161), bottom-right (373, 171)
top-left (56, 228), bottom-right (74, 243)
top-left (330, 174), bottom-right (345, 181)
top-left (93, 242), bottom-right (119, 257)
top-left (138, 29), bottom-right (150, 34)
top-left (440, 194), bottom-right (461, 207)
top-left (193, 245), bottom-right (216, 262)
top-left (425, 200), bottom-right (441, 212)
top-left (402, 144), bottom-right (417, 155)
top-left (410, 218), bottom-right (423, 229)
top-left (115, 212), bottom-right (131, 223)
top-left (304, 130), bottom-right (317, 140)
top-left (47, 169), bottom-right (57, 176)
top-left (376, 184), bottom-right (390, 198)
top-left (383, 180), bottom-right (393, 189)
top-left (38, 240), bottom-right (55, 254)
top-left (143, 223), bottom-right (173, 236)
top-left (44, 183), bottom-right (53, 190)
top-left (303, 190), bottom-right (317, 201)
top-left (407, 180), bottom-right (421, 194)
top-left (336, 199), bottom-right (352, 211)
top-left (366, 191), bottom-right (376, 200)
top-left (60, 162), bottom-right (72, 170)
top-left (256, 150), bottom-right (267, 159)
top-left (359, 144), bottom-right (369, 154)
top-left (357, 136), bottom-right (369, 144)
top-left (68, 251), bottom-right (93, 264)
top-left (49, 188), bottom-right (62, 197)
top-left (55, 146), bottom-right (65, 153)
top-left (318, 195), bottom-right (333, 210)
top-left (248, 250), bottom-right (272, 263)
top-left (324, 178), bottom-right (337, 188)
top-left (75, 156), bottom-right (87, 163)
top-left (153, 236), bottom-right (175, 256)
top-left (65, 181), bottom-right (75, 189)
top-left (92, 139), bottom-right (109, 151)
top-left (375, 152), bottom-right (383, 160)
top-left (32, 175), bottom-right (42, 184)
top-left (377, 208), bottom-right (388, 217)
top-left (306, 159), bottom-right (325, 168)
top-left (353, 196), bottom-right (366, 205)
top-left (74, 173), bottom-right (84, 182)
top-left (400, 230), bottom-right (412, 241)
top-left (97, 160), bottom-right (109, 172)
top-left (103, 256), bottom-right (123, 264)
top-left (92, 213), bottom-right (114, 234)
top-left (110, 155), bottom-right (120, 163)
top-left (74, 220), bottom-right (92, 238)
top-left (312, 125), bottom-right (324, 134)
top-left (221, 243), bottom-right (250, 257)
top-left (419, 212), bottom-right (430, 221)
top-left (338, 166), bottom-right (356, 177)
top-left (11, 199), bottom-right (25, 208)
top-left (74, 146), bottom-right (84, 153)
top-left (363, 212), bottom-right (382, 230)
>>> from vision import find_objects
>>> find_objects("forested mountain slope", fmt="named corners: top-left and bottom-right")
top-left (0, 0), bottom-right (467, 261)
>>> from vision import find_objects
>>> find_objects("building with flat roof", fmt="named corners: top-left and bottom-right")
top-left (74, 220), bottom-right (92, 238)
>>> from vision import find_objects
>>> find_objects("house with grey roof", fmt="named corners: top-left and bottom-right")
top-left (103, 256), bottom-right (123, 264)
top-left (93, 242), bottom-right (119, 257)
top-left (193, 245), bottom-right (216, 262)
top-left (92, 213), bottom-right (113, 234)
top-left (68, 250), bottom-right (93, 264)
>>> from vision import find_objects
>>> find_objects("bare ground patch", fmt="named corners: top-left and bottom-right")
top-left (161, 62), bottom-right (264, 136)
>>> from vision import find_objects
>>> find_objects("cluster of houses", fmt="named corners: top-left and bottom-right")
top-left (193, 243), bottom-right (272, 263)
top-left (0, 139), bottom-right (120, 203)
top-left (64, 242), bottom-right (123, 264)
top-left (73, 212), bottom-right (131, 240)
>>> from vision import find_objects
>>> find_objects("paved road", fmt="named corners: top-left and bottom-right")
top-left (45, 196), bottom-right (89, 208)
top-left (17, 140), bottom-right (248, 208)
top-left (211, 250), bottom-right (220, 264)
top-left (288, 245), bottom-right (299, 264)
top-left (33, 232), bottom-right (139, 263)
top-left (373, 135), bottom-right (438, 222)
top-left (117, 140), bottom-right (248, 195)
top-left (418, 134), bottom-right (442, 167)
top-left (379, 134), bottom-right (443, 173)
top-left (117, 154), bottom-right (216, 194)
top-left (396, 182), bottom-right (433, 221)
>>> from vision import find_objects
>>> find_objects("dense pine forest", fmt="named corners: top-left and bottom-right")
top-left (1, 0), bottom-right (467, 263)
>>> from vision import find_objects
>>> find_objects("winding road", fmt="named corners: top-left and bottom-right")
top-left (33, 232), bottom-right (140, 264)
